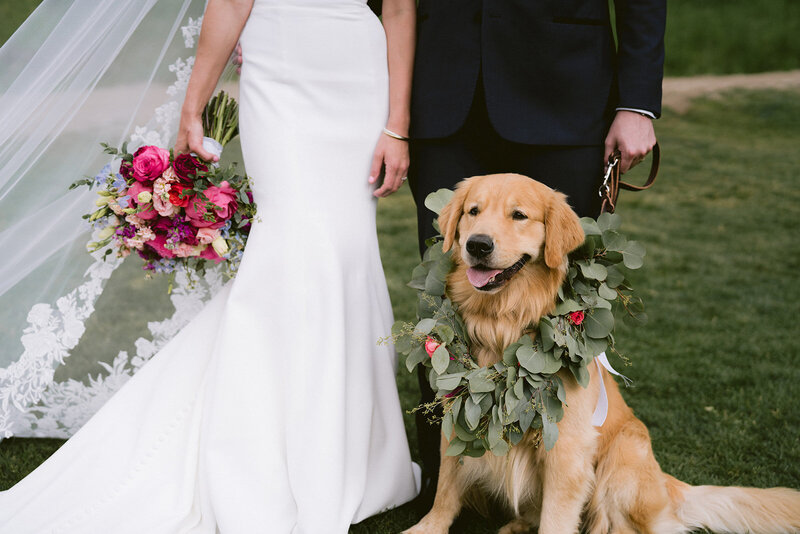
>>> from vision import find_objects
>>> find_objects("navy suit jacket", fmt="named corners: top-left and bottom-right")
top-left (410, 0), bottom-right (666, 145)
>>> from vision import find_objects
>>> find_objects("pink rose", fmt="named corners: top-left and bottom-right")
top-left (185, 181), bottom-right (238, 229)
top-left (196, 228), bottom-right (220, 245)
top-left (132, 145), bottom-right (170, 183)
top-left (569, 311), bottom-right (585, 326)
top-left (424, 337), bottom-right (440, 358)
top-left (127, 181), bottom-right (158, 220)
top-left (173, 243), bottom-right (201, 258)
top-left (199, 244), bottom-right (224, 263)
top-left (145, 233), bottom-right (175, 259)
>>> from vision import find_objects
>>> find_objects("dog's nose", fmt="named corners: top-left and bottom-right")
top-left (466, 234), bottom-right (494, 258)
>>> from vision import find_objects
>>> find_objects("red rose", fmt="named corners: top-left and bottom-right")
top-left (132, 145), bottom-right (170, 183)
top-left (172, 153), bottom-right (208, 182)
top-left (119, 160), bottom-right (134, 181)
top-left (185, 181), bottom-right (238, 229)
top-left (168, 182), bottom-right (193, 208)
top-left (424, 337), bottom-right (440, 357)
top-left (569, 311), bottom-right (585, 326)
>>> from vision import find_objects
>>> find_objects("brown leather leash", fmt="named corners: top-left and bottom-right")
top-left (599, 142), bottom-right (660, 214)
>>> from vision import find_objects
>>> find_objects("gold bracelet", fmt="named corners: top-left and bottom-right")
top-left (383, 127), bottom-right (409, 141)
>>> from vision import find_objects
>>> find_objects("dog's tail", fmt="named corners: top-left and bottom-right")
top-left (668, 474), bottom-right (800, 534)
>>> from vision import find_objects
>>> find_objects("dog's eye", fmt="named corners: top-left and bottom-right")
top-left (512, 210), bottom-right (528, 220)
top-left (468, 206), bottom-right (479, 216)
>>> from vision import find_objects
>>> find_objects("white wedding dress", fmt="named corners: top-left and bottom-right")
top-left (0, 1), bottom-right (420, 532)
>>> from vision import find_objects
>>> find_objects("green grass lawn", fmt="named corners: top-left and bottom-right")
top-left (6, 89), bottom-right (798, 534)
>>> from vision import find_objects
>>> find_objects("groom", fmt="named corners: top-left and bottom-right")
top-left (407, 0), bottom-right (666, 502)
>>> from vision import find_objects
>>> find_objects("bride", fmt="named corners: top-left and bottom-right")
top-left (0, 0), bottom-right (420, 532)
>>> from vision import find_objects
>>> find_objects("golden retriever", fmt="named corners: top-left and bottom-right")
top-left (404, 174), bottom-right (800, 534)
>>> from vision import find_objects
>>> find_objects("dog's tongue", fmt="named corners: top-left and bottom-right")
top-left (466, 267), bottom-right (504, 288)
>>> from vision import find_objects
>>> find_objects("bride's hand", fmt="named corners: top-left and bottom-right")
top-left (175, 111), bottom-right (219, 162)
top-left (369, 133), bottom-right (409, 198)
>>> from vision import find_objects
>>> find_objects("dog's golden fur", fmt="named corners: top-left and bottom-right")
top-left (405, 174), bottom-right (800, 534)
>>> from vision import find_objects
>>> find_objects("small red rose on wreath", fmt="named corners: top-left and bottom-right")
top-left (424, 337), bottom-right (440, 358)
top-left (569, 311), bottom-right (585, 326)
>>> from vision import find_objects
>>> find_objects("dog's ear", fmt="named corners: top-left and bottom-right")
top-left (544, 191), bottom-right (585, 269)
top-left (439, 179), bottom-right (472, 252)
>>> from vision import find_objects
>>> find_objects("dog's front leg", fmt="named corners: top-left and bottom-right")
top-left (537, 430), bottom-right (596, 534)
top-left (403, 436), bottom-right (466, 534)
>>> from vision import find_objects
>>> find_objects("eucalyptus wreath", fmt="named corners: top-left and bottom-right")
top-left (391, 190), bottom-right (647, 457)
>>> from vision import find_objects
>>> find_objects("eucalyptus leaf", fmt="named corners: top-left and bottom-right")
top-left (432, 345), bottom-right (450, 374)
top-left (579, 217), bottom-right (601, 236)
top-left (539, 318), bottom-right (556, 352)
top-left (542, 414), bottom-right (559, 451)
top-left (435, 324), bottom-right (455, 344)
top-left (570, 363), bottom-right (590, 388)
top-left (517, 345), bottom-right (547, 374)
top-left (445, 437), bottom-right (467, 457)
top-left (621, 241), bottom-right (646, 269)
top-left (578, 261), bottom-right (608, 281)
top-left (605, 265), bottom-right (625, 288)
top-left (465, 396), bottom-right (482, 430)
top-left (468, 369), bottom-right (496, 393)
top-left (597, 211), bottom-right (621, 232)
top-left (405, 345), bottom-right (427, 373)
top-left (414, 318), bottom-right (437, 335)
top-left (490, 439), bottom-right (510, 456)
top-left (602, 229), bottom-right (627, 252)
top-left (554, 299), bottom-right (583, 315)
top-left (584, 308), bottom-right (615, 339)
top-left (425, 269), bottom-right (446, 296)
top-left (442, 411), bottom-right (454, 439)
top-left (598, 282), bottom-right (617, 300)
top-left (436, 373), bottom-right (465, 391)
top-left (424, 189), bottom-right (455, 216)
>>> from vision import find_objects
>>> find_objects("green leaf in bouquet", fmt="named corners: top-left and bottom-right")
top-left (464, 396), bottom-right (481, 430)
top-left (539, 317), bottom-right (556, 352)
top-left (431, 345), bottom-right (450, 374)
top-left (451, 395), bottom-right (463, 420)
top-left (414, 318), bottom-right (436, 335)
top-left (542, 413), bottom-right (559, 451)
top-left (570, 363), bottom-right (591, 388)
top-left (579, 216), bottom-right (602, 236)
top-left (602, 229), bottom-right (628, 252)
top-left (424, 189), bottom-right (455, 216)
top-left (408, 264), bottom-right (428, 290)
top-left (490, 438), bottom-right (510, 457)
top-left (468, 368), bottom-right (495, 393)
top-left (578, 261), bottom-right (608, 281)
top-left (542, 390), bottom-right (564, 422)
top-left (581, 336), bottom-right (608, 358)
top-left (519, 404), bottom-right (536, 433)
top-left (502, 341), bottom-right (522, 366)
top-left (596, 211), bottom-right (621, 232)
top-left (405, 345), bottom-right (427, 373)
top-left (553, 299), bottom-right (582, 315)
top-left (584, 308), bottom-right (615, 339)
top-left (445, 437), bottom-right (467, 457)
top-left (598, 282), bottom-right (617, 300)
top-left (541, 352), bottom-right (563, 374)
top-left (605, 265), bottom-right (626, 289)
top-left (437, 372), bottom-right (465, 391)
top-left (621, 241), bottom-right (646, 269)
top-left (517, 345), bottom-right (548, 374)
top-left (434, 324), bottom-right (455, 344)
top-left (442, 411), bottom-right (454, 439)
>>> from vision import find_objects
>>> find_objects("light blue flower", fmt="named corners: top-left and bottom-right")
top-left (93, 163), bottom-right (112, 186)
top-left (112, 173), bottom-right (127, 191)
top-left (118, 195), bottom-right (131, 208)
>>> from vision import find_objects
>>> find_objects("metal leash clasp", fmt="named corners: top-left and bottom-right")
top-left (599, 154), bottom-right (620, 198)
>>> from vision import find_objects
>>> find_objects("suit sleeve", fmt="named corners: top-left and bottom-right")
top-left (614, 0), bottom-right (666, 118)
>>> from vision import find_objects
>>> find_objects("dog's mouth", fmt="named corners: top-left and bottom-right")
top-left (466, 255), bottom-right (531, 291)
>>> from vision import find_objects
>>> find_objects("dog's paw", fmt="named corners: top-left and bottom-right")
top-left (402, 517), bottom-right (450, 534)
top-left (498, 518), bottom-right (536, 534)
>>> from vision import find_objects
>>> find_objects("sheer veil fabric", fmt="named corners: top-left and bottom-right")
top-left (0, 0), bottom-right (420, 530)
top-left (0, 0), bottom-right (236, 439)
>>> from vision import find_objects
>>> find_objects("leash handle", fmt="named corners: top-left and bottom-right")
top-left (600, 142), bottom-right (660, 214)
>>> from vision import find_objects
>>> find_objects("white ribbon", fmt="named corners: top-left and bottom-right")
top-left (591, 352), bottom-right (632, 427)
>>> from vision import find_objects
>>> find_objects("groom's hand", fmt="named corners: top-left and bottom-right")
top-left (604, 110), bottom-right (656, 174)
top-left (370, 133), bottom-right (409, 198)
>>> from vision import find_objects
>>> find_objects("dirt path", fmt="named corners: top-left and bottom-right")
top-left (662, 70), bottom-right (800, 113)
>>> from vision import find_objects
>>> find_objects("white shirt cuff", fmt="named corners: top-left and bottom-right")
top-left (616, 107), bottom-right (656, 119)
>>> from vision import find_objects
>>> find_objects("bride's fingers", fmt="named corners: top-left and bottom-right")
top-left (368, 149), bottom-right (384, 185)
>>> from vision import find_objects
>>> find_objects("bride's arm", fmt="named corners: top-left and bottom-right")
top-left (175, 0), bottom-right (254, 160)
top-left (370, 0), bottom-right (416, 198)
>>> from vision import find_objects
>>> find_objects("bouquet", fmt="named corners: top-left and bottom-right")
top-left (71, 91), bottom-right (256, 281)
